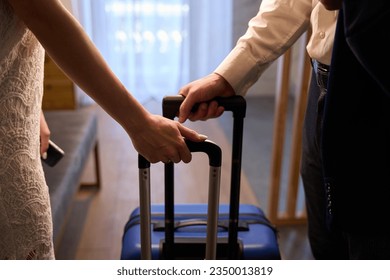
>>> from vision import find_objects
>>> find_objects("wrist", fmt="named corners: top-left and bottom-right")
top-left (212, 72), bottom-right (235, 97)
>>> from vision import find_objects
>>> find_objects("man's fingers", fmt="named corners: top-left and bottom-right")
top-left (178, 92), bottom-right (193, 123)
top-left (187, 101), bottom-right (224, 121)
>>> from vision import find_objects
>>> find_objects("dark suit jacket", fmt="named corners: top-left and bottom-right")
top-left (321, 1), bottom-right (390, 236)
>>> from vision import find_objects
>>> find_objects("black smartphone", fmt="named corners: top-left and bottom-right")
top-left (42, 140), bottom-right (65, 167)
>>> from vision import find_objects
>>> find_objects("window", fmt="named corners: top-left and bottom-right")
top-left (73, 0), bottom-right (232, 102)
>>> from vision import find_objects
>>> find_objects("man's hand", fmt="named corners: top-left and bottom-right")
top-left (178, 73), bottom-right (235, 123)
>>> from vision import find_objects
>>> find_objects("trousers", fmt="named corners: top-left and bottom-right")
top-left (300, 69), bottom-right (348, 259)
top-left (301, 68), bottom-right (390, 259)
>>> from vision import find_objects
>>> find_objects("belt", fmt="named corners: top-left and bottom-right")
top-left (311, 59), bottom-right (330, 91)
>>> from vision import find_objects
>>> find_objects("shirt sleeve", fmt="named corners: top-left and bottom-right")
top-left (215, 0), bottom-right (312, 95)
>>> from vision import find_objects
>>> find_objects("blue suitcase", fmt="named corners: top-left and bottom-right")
top-left (120, 96), bottom-right (281, 260)
top-left (121, 203), bottom-right (280, 259)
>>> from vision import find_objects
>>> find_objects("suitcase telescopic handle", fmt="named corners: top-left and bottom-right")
top-left (138, 140), bottom-right (222, 260)
top-left (162, 95), bottom-right (246, 120)
top-left (163, 94), bottom-right (246, 259)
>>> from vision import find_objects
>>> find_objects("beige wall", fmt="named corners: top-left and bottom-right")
top-left (232, 0), bottom-right (277, 97)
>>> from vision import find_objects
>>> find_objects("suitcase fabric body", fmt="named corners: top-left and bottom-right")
top-left (120, 96), bottom-right (281, 260)
top-left (121, 203), bottom-right (281, 260)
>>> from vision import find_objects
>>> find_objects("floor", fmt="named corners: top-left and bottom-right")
top-left (55, 96), bottom-right (313, 260)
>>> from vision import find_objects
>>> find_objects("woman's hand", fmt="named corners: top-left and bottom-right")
top-left (40, 111), bottom-right (51, 158)
top-left (129, 114), bottom-right (207, 164)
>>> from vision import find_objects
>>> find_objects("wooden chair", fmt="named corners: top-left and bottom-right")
top-left (267, 33), bottom-right (312, 226)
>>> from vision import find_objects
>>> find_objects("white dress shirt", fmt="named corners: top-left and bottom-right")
top-left (215, 0), bottom-right (338, 95)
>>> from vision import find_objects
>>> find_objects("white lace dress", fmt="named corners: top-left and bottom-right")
top-left (0, 1), bottom-right (54, 259)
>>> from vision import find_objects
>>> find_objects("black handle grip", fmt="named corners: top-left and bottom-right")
top-left (138, 139), bottom-right (221, 168)
top-left (185, 139), bottom-right (221, 167)
top-left (162, 95), bottom-right (246, 120)
top-left (138, 153), bottom-right (151, 169)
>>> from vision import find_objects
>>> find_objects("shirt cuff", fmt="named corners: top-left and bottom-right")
top-left (214, 46), bottom-right (271, 96)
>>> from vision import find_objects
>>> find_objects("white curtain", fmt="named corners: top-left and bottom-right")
top-left (71, 0), bottom-right (232, 103)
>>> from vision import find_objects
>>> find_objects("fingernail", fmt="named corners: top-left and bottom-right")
top-left (199, 134), bottom-right (208, 140)
top-left (41, 152), bottom-right (47, 160)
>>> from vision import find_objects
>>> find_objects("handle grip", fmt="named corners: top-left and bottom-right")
top-left (138, 139), bottom-right (222, 168)
top-left (153, 219), bottom-right (250, 232)
top-left (162, 95), bottom-right (246, 120)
